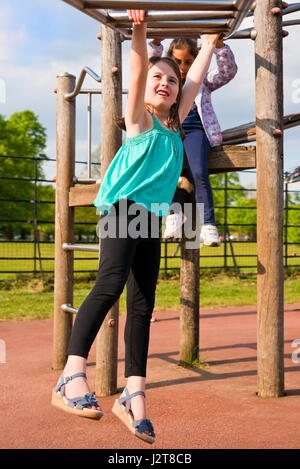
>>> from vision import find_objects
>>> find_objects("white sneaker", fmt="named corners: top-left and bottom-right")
top-left (164, 212), bottom-right (184, 239)
top-left (200, 224), bottom-right (221, 247)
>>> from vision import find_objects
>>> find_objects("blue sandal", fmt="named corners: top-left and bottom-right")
top-left (52, 372), bottom-right (103, 420)
top-left (112, 387), bottom-right (155, 444)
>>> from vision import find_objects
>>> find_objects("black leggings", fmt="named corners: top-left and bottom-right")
top-left (66, 202), bottom-right (161, 377)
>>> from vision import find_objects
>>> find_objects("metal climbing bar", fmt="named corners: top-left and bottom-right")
top-left (62, 0), bottom-right (254, 38)
top-left (64, 66), bottom-right (101, 101)
top-left (62, 242), bottom-right (99, 252)
top-left (61, 304), bottom-right (78, 314)
top-left (83, 0), bottom-right (238, 10)
top-left (107, 10), bottom-right (236, 20)
top-left (282, 3), bottom-right (300, 15)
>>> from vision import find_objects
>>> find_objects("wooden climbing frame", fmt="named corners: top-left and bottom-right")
top-left (53, 0), bottom-right (300, 399)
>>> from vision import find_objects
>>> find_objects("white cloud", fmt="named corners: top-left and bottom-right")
top-left (0, 7), bottom-right (27, 62)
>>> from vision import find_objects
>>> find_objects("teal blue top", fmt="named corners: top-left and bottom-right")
top-left (93, 115), bottom-right (183, 216)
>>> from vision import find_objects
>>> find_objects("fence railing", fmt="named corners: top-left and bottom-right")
top-left (1, 154), bottom-right (300, 277)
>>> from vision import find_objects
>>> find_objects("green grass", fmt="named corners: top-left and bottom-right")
top-left (1, 241), bottom-right (300, 320)
top-left (1, 241), bottom-right (300, 279)
top-left (1, 272), bottom-right (300, 321)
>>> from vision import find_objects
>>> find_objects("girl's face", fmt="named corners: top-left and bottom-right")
top-left (171, 48), bottom-right (195, 79)
top-left (145, 61), bottom-right (179, 113)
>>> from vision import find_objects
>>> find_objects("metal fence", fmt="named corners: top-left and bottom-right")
top-left (1, 154), bottom-right (300, 278)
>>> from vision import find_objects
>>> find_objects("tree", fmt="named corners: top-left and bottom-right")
top-left (210, 172), bottom-right (248, 234)
top-left (228, 197), bottom-right (257, 240)
top-left (0, 111), bottom-right (47, 238)
top-left (286, 198), bottom-right (300, 243)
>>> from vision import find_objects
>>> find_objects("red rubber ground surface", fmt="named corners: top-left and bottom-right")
top-left (1, 304), bottom-right (300, 449)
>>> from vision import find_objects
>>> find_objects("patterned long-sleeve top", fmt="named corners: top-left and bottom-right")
top-left (147, 41), bottom-right (238, 147)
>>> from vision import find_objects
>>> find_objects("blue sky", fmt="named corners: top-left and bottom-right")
top-left (0, 0), bottom-right (299, 189)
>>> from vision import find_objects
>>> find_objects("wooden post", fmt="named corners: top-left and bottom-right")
top-left (179, 190), bottom-right (200, 365)
top-left (95, 25), bottom-right (122, 396)
top-left (53, 73), bottom-right (76, 370)
top-left (254, 0), bottom-right (284, 397)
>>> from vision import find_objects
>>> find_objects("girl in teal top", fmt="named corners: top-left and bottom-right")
top-left (93, 114), bottom-right (183, 217)
top-left (52, 9), bottom-right (219, 444)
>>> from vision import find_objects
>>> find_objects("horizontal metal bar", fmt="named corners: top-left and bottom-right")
top-left (146, 28), bottom-right (228, 37)
top-left (230, 27), bottom-right (257, 39)
top-left (73, 176), bottom-right (101, 184)
top-left (247, 2), bottom-right (300, 18)
top-left (114, 20), bottom-right (230, 29)
top-left (146, 25), bottom-right (228, 32)
top-left (0, 198), bottom-right (55, 204)
top-left (64, 66), bottom-right (101, 101)
top-left (0, 154), bottom-right (49, 161)
top-left (0, 155), bottom-right (100, 164)
top-left (0, 176), bottom-right (55, 183)
top-left (79, 88), bottom-right (128, 94)
top-left (61, 304), bottom-right (78, 314)
top-left (83, 1), bottom-right (238, 11)
top-left (282, 3), bottom-right (300, 16)
top-left (62, 242), bottom-right (99, 252)
top-left (108, 10), bottom-right (236, 21)
top-left (0, 257), bottom-right (56, 261)
top-left (283, 18), bottom-right (300, 26)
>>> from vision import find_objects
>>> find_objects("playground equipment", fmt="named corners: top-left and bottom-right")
top-left (53, 0), bottom-right (300, 399)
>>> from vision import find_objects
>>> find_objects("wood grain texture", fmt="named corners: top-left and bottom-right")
top-left (95, 26), bottom-right (123, 397)
top-left (53, 74), bottom-right (76, 370)
top-left (254, 0), bottom-right (284, 398)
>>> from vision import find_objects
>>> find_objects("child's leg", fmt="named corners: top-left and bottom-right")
top-left (183, 129), bottom-right (215, 225)
top-left (125, 238), bottom-right (161, 378)
top-left (122, 236), bottom-right (161, 425)
top-left (62, 209), bottom-right (139, 403)
top-left (66, 234), bottom-right (137, 359)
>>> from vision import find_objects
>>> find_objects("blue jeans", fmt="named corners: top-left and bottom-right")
top-left (173, 129), bottom-right (215, 225)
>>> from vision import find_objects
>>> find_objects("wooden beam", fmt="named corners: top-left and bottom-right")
top-left (69, 183), bottom-right (100, 207)
top-left (222, 112), bottom-right (300, 145)
top-left (95, 26), bottom-right (123, 398)
top-left (208, 144), bottom-right (256, 174)
top-left (53, 73), bottom-right (76, 370)
top-left (254, 0), bottom-right (284, 398)
top-left (68, 145), bottom-right (257, 208)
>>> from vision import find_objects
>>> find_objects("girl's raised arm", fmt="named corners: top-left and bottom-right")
top-left (178, 34), bottom-right (220, 123)
top-left (125, 10), bottom-right (151, 134)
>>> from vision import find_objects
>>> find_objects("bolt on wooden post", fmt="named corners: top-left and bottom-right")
top-left (254, 0), bottom-right (284, 397)
top-left (95, 25), bottom-right (122, 396)
top-left (53, 73), bottom-right (76, 370)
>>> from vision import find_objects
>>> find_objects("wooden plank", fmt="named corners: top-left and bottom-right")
top-left (208, 144), bottom-right (256, 173)
top-left (222, 112), bottom-right (300, 144)
top-left (69, 182), bottom-right (100, 206)
top-left (68, 145), bottom-right (257, 208)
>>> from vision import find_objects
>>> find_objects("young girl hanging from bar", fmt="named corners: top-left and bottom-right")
top-left (51, 9), bottom-right (220, 444)
top-left (148, 36), bottom-right (237, 245)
